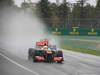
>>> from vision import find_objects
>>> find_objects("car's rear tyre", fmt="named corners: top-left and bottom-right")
top-left (57, 61), bottom-right (63, 63)
top-left (57, 51), bottom-right (63, 57)
top-left (57, 51), bottom-right (63, 64)
top-left (28, 48), bottom-right (35, 61)
top-left (33, 58), bottom-right (38, 62)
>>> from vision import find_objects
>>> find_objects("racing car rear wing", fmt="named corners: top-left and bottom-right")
top-left (36, 39), bottom-right (48, 46)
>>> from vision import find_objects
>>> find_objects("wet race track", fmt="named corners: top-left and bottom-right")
top-left (0, 48), bottom-right (100, 75)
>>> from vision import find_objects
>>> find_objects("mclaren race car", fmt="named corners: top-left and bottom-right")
top-left (28, 39), bottom-right (64, 63)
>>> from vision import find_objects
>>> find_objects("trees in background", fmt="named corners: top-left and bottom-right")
top-left (50, 3), bottom-right (60, 27)
top-left (95, 0), bottom-right (100, 19)
top-left (58, 2), bottom-right (70, 27)
top-left (37, 0), bottom-right (52, 26)
top-left (0, 0), bottom-right (14, 7)
top-left (0, 0), bottom-right (14, 18)
top-left (0, 0), bottom-right (99, 28)
top-left (37, 0), bottom-right (51, 18)
top-left (19, 0), bottom-right (100, 28)
top-left (84, 4), bottom-right (95, 27)
top-left (95, 0), bottom-right (100, 27)
top-left (0, 0), bottom-right (19, 11)
top-left (71, 3), bottom-right (81, 27)
top-left (36, 0), bottom-right (70, 27)
top-left (71, 1), bottom-right (95, 27)
top-left (36, 0), bottom-right (96, 28)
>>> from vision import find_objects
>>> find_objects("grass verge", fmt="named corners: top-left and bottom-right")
top-left (60, 45), bottom-right (100, 56)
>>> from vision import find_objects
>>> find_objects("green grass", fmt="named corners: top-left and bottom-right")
top-left (57, 36), bottom-right (100, 56)
top-left (60, 45), bottom-right (100, 56)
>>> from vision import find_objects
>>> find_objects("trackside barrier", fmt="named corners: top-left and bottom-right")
top-left (48, 27), bottom-right (100, 36)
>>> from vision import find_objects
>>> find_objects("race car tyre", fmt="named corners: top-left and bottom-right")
top-left (57, 51), bottom-right (63, 57)
top-left (33, 58), bottom-right (37, 62)
top-left (33, 50), bottom-right (44, 62)
top-left (57, 51), bottom-right (63, 63)
top-left (28, 48), bottom-right (35, 60)
top-left (57, 61), bottom-right (63, 63)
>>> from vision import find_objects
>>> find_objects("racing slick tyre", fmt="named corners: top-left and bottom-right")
top-left (33, 58), bottom-right (38, 62)
top-left (33, 50), bottom-right (44, 62)
top-left (57, 51), bottom-right (63, 63)
top-left (33, 50), bottom-right (38, 62)
top-left (57, 51), bottom-right (63, 57)
top-left (57, 61), bottom-right (63, 63)
top-left (28, 48), bottom-right (34, 61)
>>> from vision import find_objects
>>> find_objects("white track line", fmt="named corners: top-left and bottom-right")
top-left (0, 53), bottom-right (40, 75)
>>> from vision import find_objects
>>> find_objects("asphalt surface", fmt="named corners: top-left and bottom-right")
top-left (0, 49), bottom-right (100, 75)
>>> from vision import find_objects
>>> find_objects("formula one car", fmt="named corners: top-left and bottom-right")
top-left (28, 39), bottom-right (64, 63)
